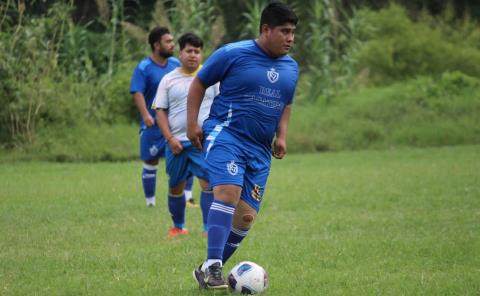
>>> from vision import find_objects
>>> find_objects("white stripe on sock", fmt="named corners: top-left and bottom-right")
top-left (210, 205), bottom-right (234, 215)
top-left (231, 227), bottom-right (248, 237)
top-left (210, 203), bottom-right (234, 214)
top-left (143, 163), bottom-right (158, 170)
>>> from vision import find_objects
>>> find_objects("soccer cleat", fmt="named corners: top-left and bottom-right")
top-left (146, 197), bottom-right (156, 207)
top-left (193, 264), bottom-right (208, 289)
top-left (193, 262), bottom-right (228, 289)
top-left (186, 198), bottom-right (199, 208)
top-left (167, 227), bottom-right (189, 238)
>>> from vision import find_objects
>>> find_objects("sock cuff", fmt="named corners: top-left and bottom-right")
top-left (143, 163), bottom-right (158, 171)
top-left (231, 227), bottom-right (249, 237)
top-left (169, 193), bottom-right (185, 198)
top-left (210, 201), bottom-right (235, 215)
top-left (212, 199), bottom-right (235, 208)
top-left (202, 259), bottom-right (222, 271)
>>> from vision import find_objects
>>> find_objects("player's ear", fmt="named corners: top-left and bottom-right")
top-left (260, 24), bottom-right (270, 35)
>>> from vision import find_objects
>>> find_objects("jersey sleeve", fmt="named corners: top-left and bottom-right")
top-left (286, 63), bottom-right (299, 105)
top-left (129, 65), bottom-right (146, 94)
top-left (152, 76), bottom-right (169, 109)
top-left (197, 46), bottom-right (232, 88)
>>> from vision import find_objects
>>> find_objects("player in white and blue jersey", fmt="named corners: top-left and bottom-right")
top-left (188, 2), bottom-right (299, 289)
top-left (152, 33), bottom-right (219, 238)
top-left (130, 27), bottom-right (182, 207)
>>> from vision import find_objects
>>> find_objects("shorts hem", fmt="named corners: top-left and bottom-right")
top-left (209, 180), bottom-right (244, 188)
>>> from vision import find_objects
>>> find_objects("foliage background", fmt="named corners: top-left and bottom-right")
top-left (1, 0), bottom-right (479, 161)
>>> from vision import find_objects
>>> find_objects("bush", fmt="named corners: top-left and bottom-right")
top-left (289, 72), bottom-right (480, 152)
top-left (352, 5), bottom-right (480, 85)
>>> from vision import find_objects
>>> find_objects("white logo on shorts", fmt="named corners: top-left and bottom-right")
top-left (227, 160), bottom-right (238, 176)
top-left (149, 145), bottom-right (158, 156)
top-left (267, 67), bottom-right (279, 83)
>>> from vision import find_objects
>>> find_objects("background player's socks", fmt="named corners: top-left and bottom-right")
top-left (142, 164), bottom-right (157, 206)
top-left (168, 193), bottom-right (186, 228)
top-left (206, 200), bottom-right (235, 265)
top-left (200, 190), bottom-right (214, 231)
top-left (222, 227), bottom-right (249, 264)
top-left (185, 174), bottom-right (194, 200)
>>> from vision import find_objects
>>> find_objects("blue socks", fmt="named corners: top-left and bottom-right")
top-left (200, 190), bottom-right (214, 231)
top-left (168, 194), bottom-right (186, 229)
top-left (223, 227), bottom-right (249, 264)
top-left (142, 164), bottom-right (157, 199)
top-left (207, 200), bottom-right (235, 260)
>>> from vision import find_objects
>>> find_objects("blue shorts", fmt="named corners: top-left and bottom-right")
top-left (165, 141), bottom-right (209, 188)
top-left (203, 126), bottom-right (271, 213)
top-left (139, 126), bottom-right (166, 161)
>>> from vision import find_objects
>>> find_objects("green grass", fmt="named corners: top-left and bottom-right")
top-left (1, 146), bottom-right (479, 295)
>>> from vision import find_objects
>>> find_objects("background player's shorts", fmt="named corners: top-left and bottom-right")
top-left (165, 141), bottom-right (209, 188)
top-left (203, 128), bottom-right (271, 213)
top-left (139, 126), bottom-right (166, 161)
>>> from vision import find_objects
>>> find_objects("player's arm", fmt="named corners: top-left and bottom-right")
top-left (155, 108), bottom-right (183, 155)
top-left (187, 77), bottom-right (207, 150)
top-left (273, 104), bottom-right (292, 159)
top-left (133, 92), bottom-right (154, 127)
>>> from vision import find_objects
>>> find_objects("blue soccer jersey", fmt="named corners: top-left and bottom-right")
top-left (197, 40), bottom-right (299, 212)
top-left (197, 40), bottom-right (298, 155)
top-left (130, 56), bottom-right (181, 129)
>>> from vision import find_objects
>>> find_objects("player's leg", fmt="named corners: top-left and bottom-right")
top-left (167, 181), bottom-right (188, 237)
top-left (222, 158), bottom-right (269, 264)
top-left (142, 159), bottom-right (159, 207)
top-left (186, 143), bottom-right (213, 234)
top-left (198, 178), bottom-right (213, 235)
top-left (140, 128), bottom-right (164, 207)
top-left (222, 200), bottom-right (257, 264)
top-left (193, 141), bottom-right (245, 289)
top-left (194, 184), bottom-right (241, 289)
top-left (185, 172), bottom-right (197, 207)
top-left (165, 143), bottom-right (190, 237)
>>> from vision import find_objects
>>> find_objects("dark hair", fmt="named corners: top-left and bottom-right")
top-left (178, 32), bottom-right (203, 50)
top-left (259, 1), bottom-right (298, 34)
top-left (148, 26), bottom-right (171, 51)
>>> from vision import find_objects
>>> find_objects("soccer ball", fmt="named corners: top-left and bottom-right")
top-left (227, 261), bottom-right (268, 294)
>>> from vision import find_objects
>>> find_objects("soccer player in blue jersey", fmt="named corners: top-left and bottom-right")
top-left (188, 2), bottom-right (299, 289)
top-left (152, 33), bottom-right (219, 237)
top-left (130, 27), bottom-right (181, 207)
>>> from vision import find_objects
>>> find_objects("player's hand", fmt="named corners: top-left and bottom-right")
top-left (143, 114), bottom-right (155, 127)
top-left (168, 137), bottom-right (183, 155)
top-left (272, 138), bottom-right (287, 159)
top-left (187, 123), bottom-right (203, 150)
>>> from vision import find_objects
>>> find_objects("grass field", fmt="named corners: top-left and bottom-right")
top-left (1, 145), bottom-right (479, 295)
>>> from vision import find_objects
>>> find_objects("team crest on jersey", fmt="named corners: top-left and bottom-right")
top-left (267, 67), bottom-right (279, 83)
top-left (227, 160), bottom-right (238, 176)
top-left (149, 145), bottom-right (158, 156)
top-left (251, 184), bottom-right (263, 201)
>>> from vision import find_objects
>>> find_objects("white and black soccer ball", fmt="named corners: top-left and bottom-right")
top-left (227, 261), bottom-right (268, 294)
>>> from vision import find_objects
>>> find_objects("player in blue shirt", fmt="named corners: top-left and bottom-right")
top-left (188, 2), bottom-right (299, 289)
top-left (130, 27), bottom-right (181, 207)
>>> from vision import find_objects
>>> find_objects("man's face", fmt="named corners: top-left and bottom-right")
top-left (263, 23), bottom-right (296, 57)
top-left (179, 44), bottom-right (202, 71)
top-left (155, 33), bottom-right (175, 58)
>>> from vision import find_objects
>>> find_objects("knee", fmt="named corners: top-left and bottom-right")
top-left (242, 214), bottom-right (255, 223)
